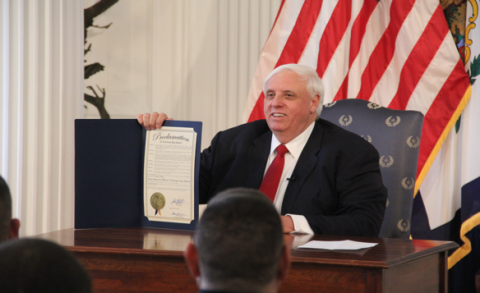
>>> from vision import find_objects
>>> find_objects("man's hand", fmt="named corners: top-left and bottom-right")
top-left (137, 112), bottom-right (173, 130)
top-left (280, 215), bottom-right (294, 233)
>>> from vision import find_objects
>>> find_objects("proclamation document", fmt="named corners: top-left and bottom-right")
top-left (144, 127), bottom-right (196, 224)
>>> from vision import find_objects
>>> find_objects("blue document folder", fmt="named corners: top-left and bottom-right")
top-left (74, 119), bottom-right (202, 231)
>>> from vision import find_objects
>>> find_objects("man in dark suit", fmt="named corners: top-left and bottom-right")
top-left (139, 64), bottom-right (387, 237)
top-left (184, 188), bottom-right (289, 293)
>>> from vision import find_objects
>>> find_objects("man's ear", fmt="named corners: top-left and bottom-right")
top-left (277, 245), bottom-right (291, 282)
top-left (310, 94), bottom-right (320, 114)
top-left (184, 242), bottom-right (201, 278)
top-left (8, 218), bottom-right (20, 239)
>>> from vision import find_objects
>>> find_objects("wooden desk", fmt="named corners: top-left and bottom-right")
top-left (36, 228), bottom-right (457, 293)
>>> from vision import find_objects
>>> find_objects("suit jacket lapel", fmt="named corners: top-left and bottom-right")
top-left (245, 131), bottom-right (272, 189)
top-left (281, 121), bottom-right (323, 214)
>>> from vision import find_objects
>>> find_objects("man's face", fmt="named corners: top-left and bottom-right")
top-left (264, 70), bottom-right (319, 143)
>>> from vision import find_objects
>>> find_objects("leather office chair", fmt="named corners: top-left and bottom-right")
top-left (320, 99), bottom-right (424, 238)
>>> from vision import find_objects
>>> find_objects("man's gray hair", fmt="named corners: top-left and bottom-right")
top-left (0, 176), bottom-right (12, 242)
top-left (194, 188), bottom-right (284, 292)
top-left (263, 63), bottom-right (325, 116)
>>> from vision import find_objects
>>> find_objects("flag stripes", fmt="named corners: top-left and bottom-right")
top-left (245, 0), bottom-right (471, 192)
top-left (332, 0), bottom-right (378, 102)
top-left (277, 0), bottom-right (323, 67)
top-left (355, 1), bottom-right (415, 102)
top-left (316, 0), bottom-right (351, 78)
top-left (388, 5), bottom-right (446, 111)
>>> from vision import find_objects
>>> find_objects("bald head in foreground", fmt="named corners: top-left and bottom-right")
top-left (0, 238), bottom-right (92, 293)
top-left (184, 188), bottom-right (290, 293)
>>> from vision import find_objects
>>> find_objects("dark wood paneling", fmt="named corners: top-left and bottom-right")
top-left (281, 263), bottom-right (371, 293)
top-left (36, 228), bottom-right (458, 293)
top-left (76, 252), bottom-right (196, 293)
top-left (382, 254), bottom-right (440, 293)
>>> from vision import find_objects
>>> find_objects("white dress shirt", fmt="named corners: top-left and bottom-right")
top-left (263, 122), bottom-right (315, 235)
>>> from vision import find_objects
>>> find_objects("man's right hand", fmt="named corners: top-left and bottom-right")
top-left (137, 112), bottom-right (172, 130)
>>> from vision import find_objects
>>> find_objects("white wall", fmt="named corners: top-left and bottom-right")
top-left (1, 0), bottom-right (84, 237)
top-left (84, 0), bottom-right (281, 149)
top-left (0, 0), bottom-right (281, 237)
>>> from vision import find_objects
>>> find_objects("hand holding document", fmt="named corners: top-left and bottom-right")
top-left (144, 126), bottom-right (197, 224)
top-left (298, 240), bottom-right (378, 250)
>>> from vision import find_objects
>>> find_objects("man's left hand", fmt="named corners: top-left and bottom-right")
top-left (280, 215), bottom-right (294, 233)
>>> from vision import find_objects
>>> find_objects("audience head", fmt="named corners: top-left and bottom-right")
top-left (0, 176), bottom-right (19, 242)
top-left (263, 63), bottom-right (325, 116)
top-left (0, 238), bottom-right (92, 293)
top-left (184, 188), bottom-right (289, 293)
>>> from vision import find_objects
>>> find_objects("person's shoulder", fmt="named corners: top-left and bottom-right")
top-left (209, 120), bottom-right (270, 147)
top-left (221, 119), bottom-right (270, 136)
top-left (316, 118), bottom-right (375, 150)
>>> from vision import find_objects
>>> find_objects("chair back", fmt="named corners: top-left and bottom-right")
top-left (320, 99), bottom-right (423, 238)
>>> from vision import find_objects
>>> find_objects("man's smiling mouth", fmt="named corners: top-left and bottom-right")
top-left (272, 113), bottom-right (286, 117)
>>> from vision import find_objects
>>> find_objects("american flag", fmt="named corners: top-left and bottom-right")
top-left (244, 0), bottom-right (471, 195)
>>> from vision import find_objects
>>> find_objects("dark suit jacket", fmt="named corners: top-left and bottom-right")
top-left (199, 119), bottom-right (387, 237)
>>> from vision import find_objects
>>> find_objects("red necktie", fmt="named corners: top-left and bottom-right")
top-left (259, 145), bottom-right (289, 201)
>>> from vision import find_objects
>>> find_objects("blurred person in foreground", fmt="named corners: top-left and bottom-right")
top-left (0, 238), bottom-right (92, 293)
top-left (184, 188), bottom-right (290, 293)
top-left (0, 176), bottom-right (20, 242)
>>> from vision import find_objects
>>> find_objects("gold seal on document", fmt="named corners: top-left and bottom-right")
top-left (150, 192), bottom-right (166, 215)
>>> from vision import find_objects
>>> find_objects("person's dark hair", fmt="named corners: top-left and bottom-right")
top-left (0, 176), bottom-right (12, 242)
top-left (194, 188), bottom-right (284, 291)
top-left (0, 238), bottom-right (92, 293)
